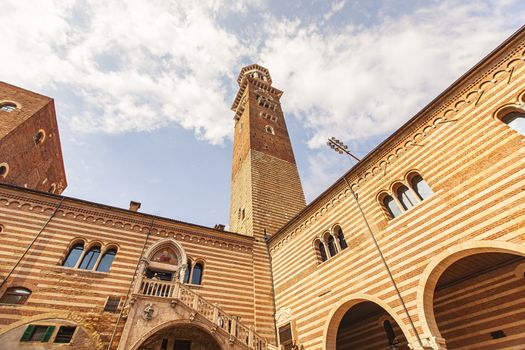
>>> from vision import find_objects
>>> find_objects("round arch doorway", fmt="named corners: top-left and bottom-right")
top-left (432, 252), bottom-right (525, 349)
top-left (335, 301), bottom-right (409, 350)
top-left (136, 324), bottom-right (222, 350)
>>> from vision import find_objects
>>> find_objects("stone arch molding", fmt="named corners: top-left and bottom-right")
top-left (129, 319), bottom-right (224, 350)
top-left (144, 238), bottom-right (188, 277)
top-left (322, 293), bottom-right (414, 350)
top-left (417, 240), bottom-right (525, 340)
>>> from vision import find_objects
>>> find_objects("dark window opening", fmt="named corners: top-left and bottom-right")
top-left (97, 248), bottom-right (117, 272)
top-left (279, 323), bottom-right (293, 350)
top-left (161, 338), bottom-right (169, 350)
top-left (383, 320), bottom-right (396, 346)
top-left (327, 235), bottom-right (337, 257)
top-left (34, 131), bottom-right (45, 145)
top-left (491, 330), bottom-right (506, 339)
top-left (54, 326), bottom-right (76, 343)
top-left (184, 261), bottom-right (192, 283)
top-left (411, 175), bottom-right (433, 200)
top-left (502, 111), bottom-right (525, 135)
top-left (319, 242), bottom-right (328, 262)
top-left (0, 164), bottom-right (7, 177)
top-left (396, 185), bottom-right (417, 210)
top-left (63, 243), bottom-right (84, 267)
top-left (173, 340), bottom-right (192, 350)
top-left (79, 245), bottom-right (101, 270)
top-left (0, 103), bottom-right (16, 112)
top-left (192, 263), bottom-right (203, 285)
top-left (383, 195), bottom-right (401, 218)
top-left (0, 287), bottom-right (31, 305)
top-left (336, 228), bottom-right (348, 250)
top-left (104, 296), bottom-right (121, 312)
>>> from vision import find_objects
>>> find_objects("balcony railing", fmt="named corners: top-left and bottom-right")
top-left (138, 278), bottom-right (268, 350)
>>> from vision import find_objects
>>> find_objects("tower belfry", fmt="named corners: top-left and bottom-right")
top-left (229, 64), bottom-right (306, 237)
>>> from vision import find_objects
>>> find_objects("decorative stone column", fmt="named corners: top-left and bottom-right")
top-left (133, 258), bottom-right (149, 294)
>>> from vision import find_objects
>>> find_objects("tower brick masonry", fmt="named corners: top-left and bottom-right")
top-left (0, 82), bottom-right (67, 194)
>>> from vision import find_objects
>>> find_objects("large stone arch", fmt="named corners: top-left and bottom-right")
top-left (142, 238), bottom-right (188, 280)
top-left (0, 311), bottom-right (103, 349)
top-left (322, 293), bottom-right (414, 350)
top-left (129, 319), bottom-right (224, 350)
top-left (417, 240), bottom-right (525, 339)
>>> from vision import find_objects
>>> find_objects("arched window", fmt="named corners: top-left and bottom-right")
top-left (327, 235), bottom-right (337, 257)
top-left (0, 287), bottom-right (31, 304)
top-left (383, 320), bottom-right (396, 345)
top-left (502, 111), bottom-right (525, 135)
top-left (383, 195), bottom-right (402, 218)
top-left (0, 102), bottom-right (17, 112)
top-left (335, 227), bottom-right (348, 250)
top-left (184, 261), bottom-right (192, 283)
top-left (410, 175), bottom-right (433, 200)
top-left (318, 241), bottom-right (328, 262)
top-left (62, 243), bottom-right (84, 268)
top-left (79, 245), bottom-right (101, 270)
top-left (96, 248), bottom-right (117, 272)
top-left (396, 185), bottom-right (417, 210)
top-left (192, 263), bottom-right (203, 285)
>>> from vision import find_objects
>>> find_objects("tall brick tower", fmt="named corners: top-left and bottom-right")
top-left (229, 64), bottom-right (306, 236)
top-left (0, 82), bottom-right (67, 194)
top-left (229, 64), bottom-right (306, 342)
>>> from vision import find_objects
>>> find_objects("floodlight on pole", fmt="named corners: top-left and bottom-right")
top-left (326, 137), bottom-right (360, 162)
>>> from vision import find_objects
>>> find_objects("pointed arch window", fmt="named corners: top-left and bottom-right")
top-left (96, 248), bottom-right (117, 272)
top-left (79, 245), bottom-right (101, 270)
top-left (327, 235), bottom-right (337, 257)
top-left (184, 261), bottom-right (192, 284)
top-left (191, 263), bottom-right (203, 285)
top-left (396, 185), bottom-right (417, 210)
top-left (502, 111), bottom-right (525, 135)
top-left (383, 195), bottom-right (401, 218)
top-left (0, 287), bottom-right (31, 304)
top-left (410, 175), bottom-right (433, 200)
top-left (62, 243), bottom-right (84, 267)
top-left (335, 227), bottom-right (348, 250)
top-left (318, 241), bottom-right (328, 262)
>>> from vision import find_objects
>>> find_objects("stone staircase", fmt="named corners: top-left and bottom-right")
top-left (138, 278), bottom-right (269, 350)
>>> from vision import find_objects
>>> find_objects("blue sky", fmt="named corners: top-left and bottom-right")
top-left (2, 0), bottom-right (524, 228)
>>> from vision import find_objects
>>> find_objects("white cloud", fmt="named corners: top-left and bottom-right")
top-left (260, 0), bottom-right (525, 150)
top-left (0, 0), bottom-right (262, 144)
top-left (255, 0), bottom-right (525, 199)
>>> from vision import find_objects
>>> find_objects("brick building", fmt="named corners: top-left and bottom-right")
top-left (0, 26), bottom-right (524, 350)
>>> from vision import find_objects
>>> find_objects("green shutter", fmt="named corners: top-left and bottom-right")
top-left (20, 325), bottom-right (35, 341)
top-left (42, 326), bottom-right (55, 342)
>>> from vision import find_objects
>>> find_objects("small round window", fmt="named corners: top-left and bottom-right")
top-left (265, 125), bottom-right (274, 135)
top-left (0, 102), bottom-right (17, 112)
top-left (34, 130), bottom-right (46, 145)
top-left (0, 163), bottom-right (8, 178)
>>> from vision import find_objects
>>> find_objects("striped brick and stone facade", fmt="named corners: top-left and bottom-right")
top-left (268, 26), bottom-right (525, 350)
top-left (0, 26), bottom-right (524, 350)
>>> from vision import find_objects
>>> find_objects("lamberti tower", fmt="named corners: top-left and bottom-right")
top-left (229, 64), bottom-right (306, 341)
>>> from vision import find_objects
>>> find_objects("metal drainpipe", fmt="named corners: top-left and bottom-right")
top-left (264, 229), bottom-right (280, 346)
top-left (0, 196), bottom-right (64, 291)
top-left (342, 177), bottom-right (427, 350)
top-left (107, 218), bottom-right (154, 350)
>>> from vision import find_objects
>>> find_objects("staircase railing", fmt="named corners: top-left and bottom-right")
top-left (138, 278), bottom-right (268, 350)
